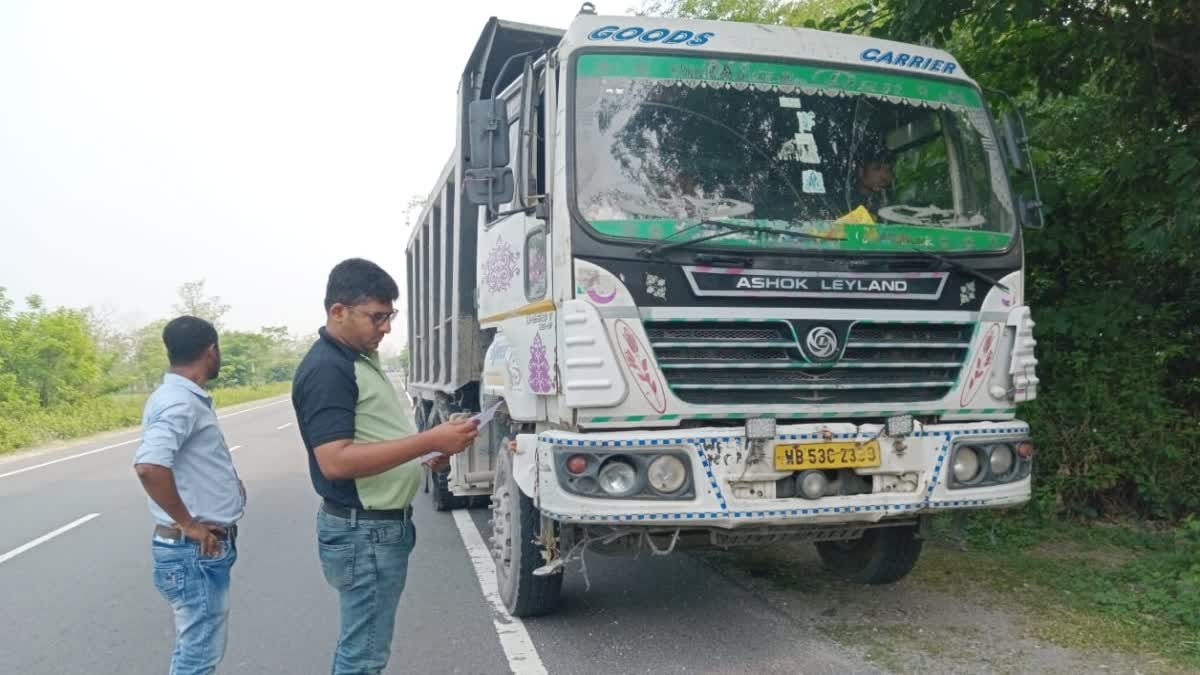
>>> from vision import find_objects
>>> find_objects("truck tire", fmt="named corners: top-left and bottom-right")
top-left (815, 525), bottom-right (923, 585)
top-left (431, 467), bottom-right (470, 512)
top-left (424, 408), bottom-right (469, 512)
top-left (491, 449), bottom-right (562, 617)
top-left (412, 401), bottom-right (427, 431)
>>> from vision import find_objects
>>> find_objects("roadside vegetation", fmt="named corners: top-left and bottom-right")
top-left (0, 281), bottom-right (304, 454)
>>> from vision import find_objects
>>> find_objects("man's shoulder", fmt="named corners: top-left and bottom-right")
top-left (142, 381), bottom-right (198, 420)
top-left (293, 340), bottom-right (358, 402)
top-left (296, 339), bottom-right (354, 377)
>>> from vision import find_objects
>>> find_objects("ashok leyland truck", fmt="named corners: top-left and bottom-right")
top-left (406, 5), bottom-right (1042, 617)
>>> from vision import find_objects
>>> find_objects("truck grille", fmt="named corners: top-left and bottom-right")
top-left (643, 320), bottom-right (973, 406)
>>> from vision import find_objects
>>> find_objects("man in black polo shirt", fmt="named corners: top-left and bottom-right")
top-left (292, 258), bottom-right (477, 675)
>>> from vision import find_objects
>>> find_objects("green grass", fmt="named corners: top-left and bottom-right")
top-left (915, 512), bottom-right (1200, 669)
top-left (0, 381), bottom-right (291, 455)
top-left (211, 382), bottom-right (291, 409)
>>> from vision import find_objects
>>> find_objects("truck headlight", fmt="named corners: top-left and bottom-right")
top-left (952, 446), bottom-right (983, 483)
top-left (647, 455), bottom-right (687, 494)
top-left (598, 460), bottom-right (638, 496)
top-left (988, 444), bottom-right (1015, 478)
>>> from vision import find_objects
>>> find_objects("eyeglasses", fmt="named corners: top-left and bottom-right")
top-left (349, 307), bottom-right (399, 327)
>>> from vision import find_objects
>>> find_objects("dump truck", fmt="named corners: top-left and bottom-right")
top-left (405, 4), bottom-right (1042, 617)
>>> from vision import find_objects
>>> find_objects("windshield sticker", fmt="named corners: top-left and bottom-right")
top-left (803, 170), bottom-right (826, 194)
top-left (777, 107), bottom-right (822, 164)
top-left (577, 54), bottom-right (983, 110)
top-left (779, 131), bottom-right (821, 163)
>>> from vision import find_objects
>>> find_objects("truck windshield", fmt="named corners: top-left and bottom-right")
top-left (573, 53), bottom-right (1017, 254)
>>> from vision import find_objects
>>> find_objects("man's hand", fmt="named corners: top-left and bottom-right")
top-left (425, 418), bottom-right (479, 457)
top-left (422, 454), bottom-right (450, 470)
top-left (179, 520), bottom-right (226, 558)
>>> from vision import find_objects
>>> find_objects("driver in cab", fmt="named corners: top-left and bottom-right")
top-left (852, 143), bottom-right (895, 221)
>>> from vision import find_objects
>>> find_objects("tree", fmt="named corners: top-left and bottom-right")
top-left (0, 288), bottom-right (28, 412)
top-left (650, 0), bottom-right (859, 25)
top-left (2, 300), bottom-right (105, 407)
top-left (124, 319), bottom-right (170, 392)
top-left (174, 280), bottom-right (231, 327)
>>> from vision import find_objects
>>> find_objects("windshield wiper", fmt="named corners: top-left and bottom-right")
top-left (638, 220), bottom-right (845, 257)
top-left (909, 248), bottom-right (1010, 292)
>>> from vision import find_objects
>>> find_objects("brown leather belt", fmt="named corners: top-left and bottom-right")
top-left (154, 523), bottom-right (238, 543)
top-left (321, 500), bottom-right (412, 522)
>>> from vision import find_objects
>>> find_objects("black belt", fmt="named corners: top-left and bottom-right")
top-left (321, 500), bottom-right (412, 522)
top-left (154, 523), bottom-right (238, 544)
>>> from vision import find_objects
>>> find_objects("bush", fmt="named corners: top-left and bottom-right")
top-left (1020, 295), bottom-right (1200, 518)
top-left (0, 382), bottom-right (291, 454)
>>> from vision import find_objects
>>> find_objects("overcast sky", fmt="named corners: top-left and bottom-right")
top-left (0, 0), bottom-right (589, 352)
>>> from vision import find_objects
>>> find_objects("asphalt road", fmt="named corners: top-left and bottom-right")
top-left (0, 397), bottom-right (879, 675)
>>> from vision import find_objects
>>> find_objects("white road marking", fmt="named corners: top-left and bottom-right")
top-left (0, 398), bottom-right (290, 480)
top-left (451, 509), bottom-right (548, 675)
top-left (215, 398), bottom-right (291, 420)
top-left (275, 422), bottom-right (294, 431)
top-left (0, 439), bottom-right (141, 480)
top-left (229, 445), bottom-right (243, 453)
top-left (0, 514), bottom-right (101, 566)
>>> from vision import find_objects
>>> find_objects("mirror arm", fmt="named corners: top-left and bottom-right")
top-left (985, 87), bottom-right (1046, 230)
top-left (479, 48), bottom-right (542, 217)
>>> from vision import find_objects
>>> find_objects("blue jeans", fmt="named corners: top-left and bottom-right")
top-left (317, 508), bottom-right (417, 675)
top-left (151, 535), bottom-right (238, 675)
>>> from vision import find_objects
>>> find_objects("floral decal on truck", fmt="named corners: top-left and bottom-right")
top-left (482, 237), bottom-right (520, 293)
top-left (615, 319), bottom-right (667, 413)
top-left (528, 333), bottom-right (553, 394)
top-left (960, 324), bottom-right (1000, 406)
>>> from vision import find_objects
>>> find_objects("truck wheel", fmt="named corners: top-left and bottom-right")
top-left (431, 467), bottom-right (470, 512)
top-left (413, 402), bottom-right (427, 431)
top-left (491, 448), bottom-right (562, 617)
top-left (815, 525), bottom-right (923, 585)
top-left (425, 409), bottom-right (469, 512)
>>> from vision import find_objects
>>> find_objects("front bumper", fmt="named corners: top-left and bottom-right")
top-left (529, 420), bottom-right (1031, 528)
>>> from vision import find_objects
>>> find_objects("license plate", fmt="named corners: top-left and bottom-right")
top-left (774, 441), bottom-right (882, 471)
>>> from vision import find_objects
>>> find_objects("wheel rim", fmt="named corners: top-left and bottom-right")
top-left (490, 451), bottom-right (515, 576)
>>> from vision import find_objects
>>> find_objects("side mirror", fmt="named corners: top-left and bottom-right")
top-left (1018, 193), bottom-right (1044, 230)
top-left (1001, 111), bottom-right (1029, 175)
top-left (466, 98), bottom-right (515, 209)
top-left (467, 99), bottom-right (510, 170)
top-left (986, 91), bottom-right (1046, 231)
top-left (464, 167), bottom-right (515, 207)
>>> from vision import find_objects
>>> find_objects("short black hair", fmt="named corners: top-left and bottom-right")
top-left (860, 135), bottom-right (895, 163)
top-left (324, 258), bottom-right (399, 312)
top-left (162, 316), bottom-right (219, 366)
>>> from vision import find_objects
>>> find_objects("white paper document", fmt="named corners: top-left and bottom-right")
top-left (470, 399), bottom-right (504, 429)
top-left (418, 400), bottom-right (504, 464)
